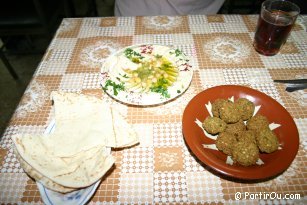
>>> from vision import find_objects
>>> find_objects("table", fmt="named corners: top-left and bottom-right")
top-left (0, 14), bottom-right (306, 204)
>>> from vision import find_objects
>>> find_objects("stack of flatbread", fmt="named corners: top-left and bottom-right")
top-left (12, 91), bottom-right (139, 193)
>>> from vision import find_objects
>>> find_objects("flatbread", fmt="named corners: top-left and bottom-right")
top-left (12, 91), bottom-right (139, 189)
top-left (107, 107), bottom-right (139, 148)
top-left (14, 147), bottom-right (77, 193)
top-left (13, 135), bottom-right (115, 188)
top-left (48, 91), bottom-right (114, 157)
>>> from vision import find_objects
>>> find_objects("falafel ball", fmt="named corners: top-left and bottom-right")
top-left (256, 128), bottom-right (279, 153)
top-left (235, 98), bottom-right (255, 121)
top-left (202, 116), bottom-right (227, 135)
top-left (215, 132), bottom-right (237, 156)
top-left (219, 101), bottom-right (241, 123)
top-left (225, 120), bottom-right (246, 137)
top-left (232, 141), bottom-right (259, 166)
top-left (236, 130), bottom-right (257, 144)
top-left (211, 99), bottom-right (228, 118)
top-left (246, 114), bottom-right (270, 131)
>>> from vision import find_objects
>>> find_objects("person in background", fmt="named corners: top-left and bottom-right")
top-left (114, 0), bottom-right (226, 16)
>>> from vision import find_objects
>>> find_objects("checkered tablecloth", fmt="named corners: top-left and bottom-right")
top-left (0, 15), bottom-right (306, 204)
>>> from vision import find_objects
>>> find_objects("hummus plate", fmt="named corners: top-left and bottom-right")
top-left (101, 44), bottom-right (193, 106)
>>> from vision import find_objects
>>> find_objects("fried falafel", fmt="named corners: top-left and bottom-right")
top-left (232, 141), bottom-right (259, 166)
top-left (202, 116), bottom-right (227, 135)
top-left (235, 98), bottom-right (255, 121)
top-left (256, 128), bottom-right (279, 153)
top-left (205, 96), bottom-right (279, 167)
top-left (236, 130), bottom-right (257, 144)
top-left (211, 99), bottom-right (228, 118)
top-left (225, 120), bottom-right (246, 137)
top-left (219, 101), bottom-right (241, 123)
top-left (247, 114), bottom-right (270, 131)
top-left (215, 132), bottom-right (237, 156)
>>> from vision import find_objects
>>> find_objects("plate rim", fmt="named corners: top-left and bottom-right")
top-left (100, 44), bottom-right (194, 106)
top-left (182, 85), bottom-right (300, 180)
top-left (37, 180), bottom-right (100, 205)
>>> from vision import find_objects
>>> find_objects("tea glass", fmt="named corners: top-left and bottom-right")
top-left (253, 0), bottom-right (300, 56)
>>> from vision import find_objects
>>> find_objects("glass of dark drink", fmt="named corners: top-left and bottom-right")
top-left (253, 0), bottom-right (300, 56)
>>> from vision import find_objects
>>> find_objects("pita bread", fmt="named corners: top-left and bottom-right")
top-left (48, 91), bottom-right (114, 157)
top-left (107, 107), bottom-right (139, 148)
top-left (13, 135), bottom-right (115, 188)
top-left (14, 147), bottom-right (77, 193)
top-left (12, 91), bottom-right (139, 189)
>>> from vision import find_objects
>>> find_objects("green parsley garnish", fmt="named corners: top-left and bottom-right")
top-left (102, 80), bottom-right (125, 96)
top-left (150, 86), bottom-right (170, 98)
top-left (124, 48), bottom-right (143, 63)
top-left (120, 73), bottom-right (129, 78)
top-left (150, 78), bottom-right (171, 98)
top-left (154, 54), bottom-right (163, 59)
top-left (170, 49), bottom-right (183, 57)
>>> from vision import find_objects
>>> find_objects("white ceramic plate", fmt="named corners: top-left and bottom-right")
top-left (37, 180), bottom-right (100, 205)
top-left (101, 44), bottom-right (193, 106)
top-left (36, 120), bottom-right (108, 205)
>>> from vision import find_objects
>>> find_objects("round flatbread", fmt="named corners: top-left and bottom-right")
top-left (14, 147), bottom-right (77, 193)
top-left (12, 91), bottom-right (139, 189)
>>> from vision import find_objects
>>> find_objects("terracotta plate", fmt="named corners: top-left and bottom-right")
top-left (182, 85), bottom-right (299, 180)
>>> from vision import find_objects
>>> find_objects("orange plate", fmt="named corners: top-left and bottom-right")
top-left (182, 85), bottom-right (299, 180)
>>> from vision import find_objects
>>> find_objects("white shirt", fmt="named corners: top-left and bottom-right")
top-left (114, 0), bottom-right (226, 16)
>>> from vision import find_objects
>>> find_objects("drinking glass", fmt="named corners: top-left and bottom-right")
top-left (253, 0), bottom-right (300, 56)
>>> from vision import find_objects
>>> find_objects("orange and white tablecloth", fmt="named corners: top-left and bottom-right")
top-left (0, 15), bottom-right (306, 204)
